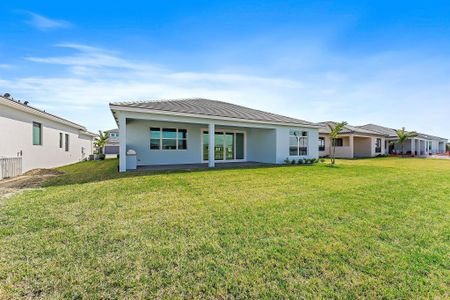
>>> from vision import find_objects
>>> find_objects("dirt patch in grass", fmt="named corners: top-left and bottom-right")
top-left (23, 168), bottom-right (65, 176)
top-left (0, 169), bottom-right (64, 199)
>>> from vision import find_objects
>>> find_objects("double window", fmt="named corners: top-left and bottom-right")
top-left (289, 129), bottom-right (308, 156)
top-left (150, 128), bottom-right (187, 150)
top-left (33, 122), bottom-right (42, 145)
top-left (375, 138), bottom-right (382, 153)
top-left (318, 137), bottom-right (325, 151)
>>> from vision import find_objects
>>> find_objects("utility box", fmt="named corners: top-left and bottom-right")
top-left (126, 149), bottom-right (137, 170)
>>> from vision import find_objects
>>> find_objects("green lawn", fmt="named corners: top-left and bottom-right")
top-left (1, 158), bottom-right (449, 299)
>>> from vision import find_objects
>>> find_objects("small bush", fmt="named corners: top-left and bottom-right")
top-left (320, 158), bottom-right (325, 163)
top-left (284, 158), bottom-right (291, 164)
top-left (291, 159), bottom-right (296, 165)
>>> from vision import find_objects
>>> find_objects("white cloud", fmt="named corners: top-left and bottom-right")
top-left (0, 44), bottom-right (304, 131)
top-left (20, 11), bottom-right (72, 30)
top-left (1, 43), bottom-right (450, 139)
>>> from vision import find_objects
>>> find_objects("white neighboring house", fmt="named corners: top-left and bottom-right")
top-left (109, 98), bottom-right (320, 172)
top-left (0, 95), bottom-right (95, 174)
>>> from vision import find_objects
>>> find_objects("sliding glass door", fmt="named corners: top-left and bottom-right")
top-left (203, 130), bottom-right (245, 161)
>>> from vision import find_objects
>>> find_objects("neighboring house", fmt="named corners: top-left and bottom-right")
top-left (318, 121), bottom-right (388, 158)
top-left (359, 124), bottom-right (448, 156)
top-left (104, 128), bottom-right (120, 158)
top-left (0, 95), bottom-right (95, 173)
top-left (109, 98), bottom-right (320, 172)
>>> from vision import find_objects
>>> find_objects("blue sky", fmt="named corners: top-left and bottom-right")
top-left (1, 1), bottom-right (449, 138)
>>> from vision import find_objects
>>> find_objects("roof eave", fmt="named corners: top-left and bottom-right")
top-left (1, 96), bottom-right (87, 131)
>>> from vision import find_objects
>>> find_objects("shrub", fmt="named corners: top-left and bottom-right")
top-left (284, 158), bottom-right (291, 164)
top-left (320, 158), bottom-right (325, 163)
top-left (291, 159), bottom-right (296, 165)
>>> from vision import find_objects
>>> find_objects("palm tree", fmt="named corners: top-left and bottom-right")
top-left (94, 130), bottom-right (109, 157)
top-left (394, 127), bottom-right (417, 157)
top-left (328, 121), bottom-right (348, 165)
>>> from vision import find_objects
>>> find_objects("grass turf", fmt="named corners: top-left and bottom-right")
top-left (0, 158), bottom-right (449, 298)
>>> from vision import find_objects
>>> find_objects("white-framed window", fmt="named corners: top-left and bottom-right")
top-left (33, 122), bottom-right (42, 145)
top-left (65, 134), bottom-right (70, 152)
top-left (289, 129), bottom-right (308, 156)
top-left (150, 127), bottom-right (187, 150)
top-left (318, 137), bottom-right (325, 151)
top-left (109, 132), bottom-right (119, 138)
top-left (59, 133), bottom-right (63, 148)
top-left (201, 129), bottom-right (245, 161)
top-left (375, 138), bottom-right (382, 153)
top-left (333, 138), bottom-right (344, 147)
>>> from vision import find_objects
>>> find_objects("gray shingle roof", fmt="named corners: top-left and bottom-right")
top-left (318, 121), bottom-right (388, 136)
top-left (358, 124), bottom-right (397, 137)
top-left (359, 124), bottom-right (447, 141)
top-left (110, 98), bottom-right (317, 127)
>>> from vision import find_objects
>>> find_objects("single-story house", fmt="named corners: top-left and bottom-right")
top-left (0, 95), bottom-right (95, 175)
top-left (103, 128), bottom-right (120, 158)
top-left (318, 121), bottom-right (388, 158)
top-left (109, 98), bottom-right (320, 172)
top-left (359, 124), bottom-right (448, 156)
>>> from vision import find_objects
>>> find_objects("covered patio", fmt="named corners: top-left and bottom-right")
top-left (389, 137), bottom-right (428, 157)
top-left (119, 116), bottom-right (279, 171)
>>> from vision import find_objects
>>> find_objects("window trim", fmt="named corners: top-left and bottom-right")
top-left (32, 122), bottom-right (42, 146)
top-left (289, 129), bottom-right (308, 156)
top-left (149, 127), bottom-right (188, 151)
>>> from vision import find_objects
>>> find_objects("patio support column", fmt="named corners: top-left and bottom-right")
top-left (349, 135), bottom-right (354, 158)
top-left (119, 114), bottom-right (127, 172)
top-left (410, 138), bottom-right (415, 157)
top-left (208, 123), bottom-right (215, 167)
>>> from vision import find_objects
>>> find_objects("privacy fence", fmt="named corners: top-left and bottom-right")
top-left (0, 157), bottom-right (23, 179)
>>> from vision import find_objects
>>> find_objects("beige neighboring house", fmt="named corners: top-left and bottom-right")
top-left (359, 124), bottom-right (448, 156)
top-left (318, 122), bottom-right (388, 158)
top-left (0, 95), bottom-right (95, 176)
